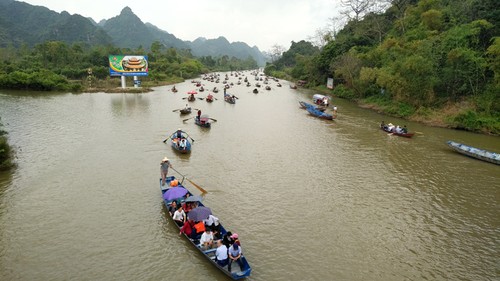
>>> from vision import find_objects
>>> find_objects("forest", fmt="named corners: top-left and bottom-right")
top-left (265, 0), bottom-right (499, 135)
top-left (0, 41), bottom-right (258, 92)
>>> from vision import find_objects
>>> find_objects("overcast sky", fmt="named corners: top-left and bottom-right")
top-left (20, 0), bottom-right (342, 52)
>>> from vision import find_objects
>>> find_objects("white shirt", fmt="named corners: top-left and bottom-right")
top-left (200, 232), bottom-right (213, 244)
top-left (216, 244), bottom-right (228, 260)
top-left (172, 209), bottom-right (185, 221)
top-left (204, 215), bottom-right (219, 226)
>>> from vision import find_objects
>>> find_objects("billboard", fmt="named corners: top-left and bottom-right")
top-left (109, 55), bottom-right (148, 76)
top-left (327, 77), bottom-right (334, 89)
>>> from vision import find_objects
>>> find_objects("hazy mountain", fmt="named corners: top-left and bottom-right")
top-left (0, 2), bottom-right (266, 65)
top-left (0, 0), bottom-right (112, 47)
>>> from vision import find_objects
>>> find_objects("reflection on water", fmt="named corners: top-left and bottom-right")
top-left (0, 78), bottom-right (498, 281)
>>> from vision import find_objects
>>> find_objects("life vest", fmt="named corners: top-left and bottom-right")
top-left (194, 222), bottom-right (205, 233)
top-left (170, 179), bottom-right (178, 187)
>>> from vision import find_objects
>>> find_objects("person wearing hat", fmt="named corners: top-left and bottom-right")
top-left (160, 157), bottom-right (172, 186)
top-left (230, 233), bottom-right (241, 246)
top-left (228, 242), bottom-right (244, 272)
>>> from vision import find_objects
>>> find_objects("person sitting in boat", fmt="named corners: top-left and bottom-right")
top-left (179, 219), bottom-right (196, 239)
top-left (168, 201), bottom-right (178, 217)
top-left (402, 125), bottom-right (408, 133)
top-left (193, 221), bottom-right (206, 239)
top-left (203, 214), bottom-right (220, 232)
top-left (222, 231), bottom-right (234, 248)
top-left (215, 240), bottom-right (229, 267)
top-left (395, 125), bottom-right (402, 133)
top-left (387, 123), bottom-right (395, 132)
top-left (380, 121), bottom-right (386, 129)
top-left (197, 109), bottom-right (201, 121)
top-left (228, 243), bottom-right (244, 272)
top-left (172, 85), bottom-right (177, 92)
top-left (323, 97), bottom-right (329, 107)
top-left (230, 233), bottom-right (241, 246)
top-left (179, 138), bottom-right (187, 149)
top-left (199, 228), bottom-right (214, 250)
top-left (172, 205), bottom-right (186, 226)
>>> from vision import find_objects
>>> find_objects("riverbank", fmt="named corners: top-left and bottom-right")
top-left (312, 85), bottom-right (499, 136)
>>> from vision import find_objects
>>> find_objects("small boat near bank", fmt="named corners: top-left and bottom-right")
top-left (447, 141), bottom-right (500, 165)
top-left (380, 123), bottom-right (414, 138)
top-left (160, 176), bottom-right (252, 279)
top-left (299, 101), bottom-right (326, 112)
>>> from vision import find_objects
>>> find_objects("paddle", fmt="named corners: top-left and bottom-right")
top-left (209, 118), bottom-right (217, 122)
top-left (183, 116), bottom-right (195, 122)
top-left (170, 167), bottom-right (207, 194)
top-left (172, 109), bottom-right (180, 112)
top-left (198, 97), bottom-right (205, 100)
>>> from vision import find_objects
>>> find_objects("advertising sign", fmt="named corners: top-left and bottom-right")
top-left (109, 55), bottom-right (148, 76)
top-left (327, 77), bottom-right (334, 89)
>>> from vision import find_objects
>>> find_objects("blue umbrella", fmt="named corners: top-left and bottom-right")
top-left (163, 187), bottom-right (188, 201)
top-left (184, 195), bottom-right (204, 203)
top-left (187, 206), bottom-right (212, 221)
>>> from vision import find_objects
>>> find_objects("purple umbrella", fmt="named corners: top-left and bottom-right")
top-left (163, 187), bottom-right (188, 201)
top-left (187, 206), bottom-right (212, 221)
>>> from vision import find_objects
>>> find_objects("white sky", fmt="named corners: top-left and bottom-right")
top-left (19, 0), bottom-right (342, 52)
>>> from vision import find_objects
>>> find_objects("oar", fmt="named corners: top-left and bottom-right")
top-left (182, 97), bottom-right (187, 100)
top-left (172, 109), bottom-right (180, 112)
top-left (170, 167), bottom-right (207, 194)
top-left (183, 116), bottom-right (195, 122)
top-left (209, 118), bottom-right (217, 122)
top-left (198, 97), bottom-right (205, 100)
top-left (213, 97), bottom-right (218, 100)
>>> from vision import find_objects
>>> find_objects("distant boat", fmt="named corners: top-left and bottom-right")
top-left (380, 124), bottom-right (414, 138)
top-left (195, 115), bottom-right (211, 128)
top-left (447, 141), bottom-right (500, 165)
top-left (299, 101), bottom-right (325, 112)
top-left (169, 134), bottom-right (192, 154)
top-left (179, 107), bottom-right (192, 115)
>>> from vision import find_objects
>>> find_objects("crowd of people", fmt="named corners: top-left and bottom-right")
top-left (161, 170), bottom-right (245, 272)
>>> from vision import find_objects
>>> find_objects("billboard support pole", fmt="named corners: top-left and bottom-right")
top-left (121, 75), bottom-right (126, 89)
top-left (134, 76), bottom-right (138, 88)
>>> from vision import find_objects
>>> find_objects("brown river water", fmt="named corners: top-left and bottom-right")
top-left (0, 72), bottom-right (498, 281)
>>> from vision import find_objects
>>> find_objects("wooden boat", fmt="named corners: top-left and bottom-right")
top-left (206, 95), bottom-right (214, 102)
top-left (195, 115), bottom-right (211, 128)
top-left (160, 176), bottom-right (252, 279)
top-left (170, 136), bottom-right (191, 153)
top-left (180, 107), bottom-right (192, 115)
top-left (299, 101), bottom-right (325, 112)
top-left (253, 88), bottom-right (258, 94)
top-left (380, 124), bottom-right (414, 138)
top-left (447, 141), bottom-right (500, 165)
top-left (306, 106), bottom-right (333, 120)
top-left (224, 95), bottom-right (236, 104)
top-left (188, 95), bottom-right (196, 102)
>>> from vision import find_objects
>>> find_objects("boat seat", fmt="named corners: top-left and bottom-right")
top-left (203, 248), bottom-right (217, 254)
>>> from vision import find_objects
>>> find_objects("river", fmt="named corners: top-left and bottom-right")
top-left (0, 73), bottom-right (498, 281)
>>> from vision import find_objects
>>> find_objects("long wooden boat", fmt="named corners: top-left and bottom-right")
top-left (195, 116), bottom-right (211, 128)
top-left (160, 176), bottom-right (252, 279)
top-left (299, 101), bottom-right (326, 112)
top-left (447, 140), bottom-right (500, 165)
top-left (380, 125), bottom-right (414, 138)
top-left (306, 106), bottom-right (333, 120)
top-left (170, 136), bottom-right (191, 153)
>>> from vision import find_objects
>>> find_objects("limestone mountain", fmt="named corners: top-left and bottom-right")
top-left (0, 0), bottom-right (112, 47)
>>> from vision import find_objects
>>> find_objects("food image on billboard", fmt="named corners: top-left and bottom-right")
top-left (109, 55), bottom-right (148, 76)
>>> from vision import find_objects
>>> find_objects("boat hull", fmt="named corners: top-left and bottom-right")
top-left (160, 176), bottom-right (252, 279)
top-left (306, 106), bottom-right (333, 120)
top-left (447, 141), bottom-right (500, 165)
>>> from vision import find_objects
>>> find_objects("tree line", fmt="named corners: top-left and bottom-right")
top-left (265, 0), bottom-right (499, 134)
top-left (0, 41), bottom-right (258, 91)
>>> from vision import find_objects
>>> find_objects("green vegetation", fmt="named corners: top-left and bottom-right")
top-left (0, 118), bottom-right (14, 171)
top-left (0, 40), bottom-right (258, 92)
top-left (266, 0), bottom-right (499, 135)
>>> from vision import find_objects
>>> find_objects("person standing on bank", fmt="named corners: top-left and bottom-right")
top-left (160, 157), bottom-right (172, 186)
